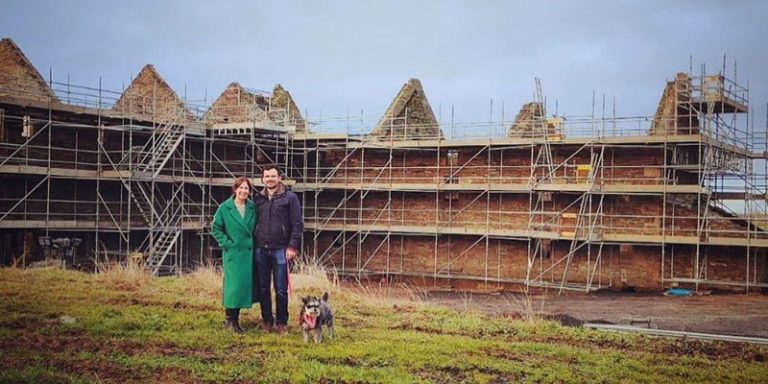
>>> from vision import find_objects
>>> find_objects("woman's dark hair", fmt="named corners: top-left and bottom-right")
top-left (232, 176), bottom-right (253, 196)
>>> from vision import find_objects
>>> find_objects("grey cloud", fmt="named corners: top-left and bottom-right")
top-left (1, 0), bottom-right (766, 129)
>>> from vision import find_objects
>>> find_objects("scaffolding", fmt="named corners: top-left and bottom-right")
top-left (296, 65), bottom-right (767, 293)
top-left (1, 38), bottom-right (766, 291)
top-left (0, 39), bottom-right (303, 274)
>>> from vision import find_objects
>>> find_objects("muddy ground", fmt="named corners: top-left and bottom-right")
top-left (426, 291), bottom-right (768, 338)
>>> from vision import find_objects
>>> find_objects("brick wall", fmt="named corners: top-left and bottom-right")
top-left (310, 191), bottom-right (582, 232)
top-left (205, 83), bottom-right (268, 124)
top-left (310, 191), bottom-right (751, 240)
top-left (309, 233), bottom-right (695, 290)
top-left (0, 38), bottom-right (58, 103)
top-left (312, 233), bottom-right (530, 280)
top-left (662, 245), bottom-right (766, 291)
top-left (323, 146), bottom-right (673, 186)
top-left (112, 65), bottom-right (194, 124)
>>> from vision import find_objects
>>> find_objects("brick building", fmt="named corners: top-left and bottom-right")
top-left (1, 37), bottom-right (765, 292)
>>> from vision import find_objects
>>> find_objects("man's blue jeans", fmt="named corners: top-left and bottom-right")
top-left (255, 247), bottom-right (289, 325)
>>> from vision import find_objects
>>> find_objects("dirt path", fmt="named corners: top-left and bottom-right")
top-left (427, 291), bottom-right (768, 338)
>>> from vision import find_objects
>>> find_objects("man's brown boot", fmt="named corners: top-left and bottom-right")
top-left (261, 321), bottom-right (273, 333)
top-left (276, 324), bottom-right (288, 335)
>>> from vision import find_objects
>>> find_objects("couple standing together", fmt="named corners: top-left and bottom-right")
top-left (210, 165), bottom-right (303, 335)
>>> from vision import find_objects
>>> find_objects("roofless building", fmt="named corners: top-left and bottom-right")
top-left (1, 37), bottom-right (765, 292)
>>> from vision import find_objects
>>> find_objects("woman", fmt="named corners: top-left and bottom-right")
top-left (211, 176), bottom-right (258, 333)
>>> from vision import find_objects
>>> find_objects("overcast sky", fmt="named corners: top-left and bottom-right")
top-left (2, 0), bottom-right (767, 134)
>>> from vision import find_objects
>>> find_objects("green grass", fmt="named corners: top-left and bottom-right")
top-left (1, 266), bottom-right (766, 383)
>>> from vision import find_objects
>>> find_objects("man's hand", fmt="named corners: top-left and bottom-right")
top-left (286, 247), bottom-right (298, 261)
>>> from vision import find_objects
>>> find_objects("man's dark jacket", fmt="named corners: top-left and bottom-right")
top-left (254, 183), bottom-right (303, 250)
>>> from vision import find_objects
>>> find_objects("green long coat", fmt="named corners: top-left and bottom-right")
top-left (211, 197), bottom-right (258, 309)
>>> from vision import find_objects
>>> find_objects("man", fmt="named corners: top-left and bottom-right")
top-left (253, 164), bottom-right (304, 335)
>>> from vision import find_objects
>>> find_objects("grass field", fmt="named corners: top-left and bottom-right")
top-left (1, 263), bottom-right (766, 383)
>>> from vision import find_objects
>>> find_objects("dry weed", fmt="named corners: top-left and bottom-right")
top-left (346, 277), bottom-right (430, 308)
top-left (291, 258), bottom-right (340, 295)
top-left (503, 288), bottom-right (545, 322)
top-left (184, 263), bottom-right (223, 299)
top-left (93, 257), bottom-right (151, 291)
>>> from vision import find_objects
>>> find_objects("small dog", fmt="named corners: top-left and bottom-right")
top-left (299, 292), bottom-right (334, 343)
